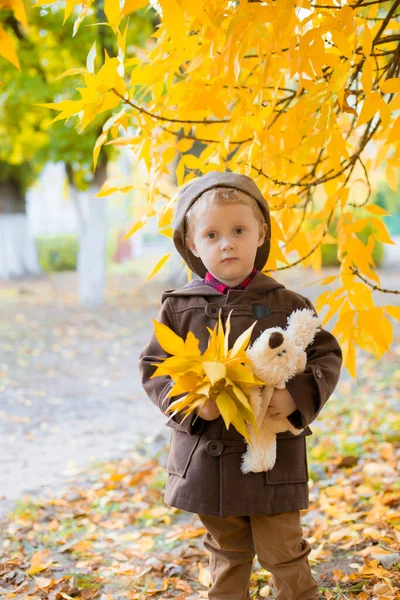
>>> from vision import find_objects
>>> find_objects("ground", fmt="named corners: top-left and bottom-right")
top-left (0, 266), bottom-right (399, 599)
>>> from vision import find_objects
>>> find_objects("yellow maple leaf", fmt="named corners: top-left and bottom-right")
top-left (151, 310), bottom-right (262, 440)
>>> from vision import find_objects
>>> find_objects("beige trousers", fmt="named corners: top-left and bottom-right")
top-left (198, 511), bottom-right (318, 600)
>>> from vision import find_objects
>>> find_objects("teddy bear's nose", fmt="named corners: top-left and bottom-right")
top-left (269, 331), bottom-right (284, 349)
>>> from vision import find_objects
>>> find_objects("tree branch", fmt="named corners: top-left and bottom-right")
top-left (262, 209), bottom-right (335, 273)
top-left (111, 88), bottom-right (229, 125)
top-left (350, 266), bottom-right (400, 294)
top-left (159, 126), bottom-right (251, 145)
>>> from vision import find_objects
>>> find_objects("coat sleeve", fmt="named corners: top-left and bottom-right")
top-left (285, 295), bottom-right (343, 429)
top-left (137, 296), bottom-right (203, 436)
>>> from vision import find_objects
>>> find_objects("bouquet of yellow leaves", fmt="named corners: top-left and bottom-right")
top-left (150, 311), bottom-right (264, 443)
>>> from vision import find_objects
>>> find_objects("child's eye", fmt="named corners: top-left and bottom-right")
top-left (235, 227), bottom-right (244, 235)
top-left (207, 232), bottom-right (217, 240)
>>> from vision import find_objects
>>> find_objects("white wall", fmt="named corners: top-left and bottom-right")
top-left (27, 163), bottom-right (79, 236)
top-left (25, 160), bottom-right (146, 259)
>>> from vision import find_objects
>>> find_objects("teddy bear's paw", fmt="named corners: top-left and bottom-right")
top-left (260, 418), bottom-right (287, 435)
top-left (241, 452), bottom-right (256, 474)
top-left (241, 440), bottom-right (278, 473)
top-left (263, 452), bottom-right (277, 471)
top-left (248, 388), bottom-right (262, 416)
top-left (241, 456), bottom-right (265, 474)
top-left (287, 424), bottom-right (305, 436)
top-left (241, 453), bottom-right (276, 473)
top-left (241, 448), bottom-right (265, 474)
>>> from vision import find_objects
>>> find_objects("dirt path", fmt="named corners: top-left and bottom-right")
top-left (0, 273), bottom-right (171, 517)
top-left (1, 266), bottom-right (399, 518)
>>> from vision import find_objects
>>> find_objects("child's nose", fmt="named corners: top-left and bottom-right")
top-left (221, 237), bottom-right (235, 250)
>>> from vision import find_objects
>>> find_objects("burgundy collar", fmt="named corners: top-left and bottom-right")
top-left (204, 267), bottom-right (258, 294)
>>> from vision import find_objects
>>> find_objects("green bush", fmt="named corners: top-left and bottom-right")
top-left (35, 231), bottom-right (129, 272)
top-left (35, 235), bottom-right (78, 272)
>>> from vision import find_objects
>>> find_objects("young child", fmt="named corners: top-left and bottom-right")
top-left (138, 171), bottom-right (342, 600)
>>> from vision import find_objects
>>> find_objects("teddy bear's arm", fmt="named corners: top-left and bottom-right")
top-left (284, 298), bottom-right (343, 429)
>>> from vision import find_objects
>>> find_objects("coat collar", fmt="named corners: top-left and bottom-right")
top-left (162, 271), bottom-right (286, 301)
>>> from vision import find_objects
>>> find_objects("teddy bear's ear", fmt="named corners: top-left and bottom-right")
top-left (286, 309), bottom-right (321, 349)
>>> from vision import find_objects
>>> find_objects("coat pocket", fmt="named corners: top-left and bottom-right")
top-left (265, 435), bottom-right (309, 485)
top-left (167, 429), bottom-right (201, 478)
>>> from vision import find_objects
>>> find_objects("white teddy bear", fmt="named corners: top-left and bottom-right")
top-left (241, 308), bottom-right (321, 474)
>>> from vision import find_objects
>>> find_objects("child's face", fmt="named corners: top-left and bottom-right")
top-left (186, 202), bottom-right (267, 287)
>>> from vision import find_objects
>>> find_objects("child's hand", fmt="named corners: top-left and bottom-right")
top-left (196, 397), bottom-right (221, 421)
top-left (266, 386), bottom-right (297, 420)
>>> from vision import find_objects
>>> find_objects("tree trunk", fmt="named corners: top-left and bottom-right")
top-left (69, 160), bottom-right (108, 307)
top-left (0, 180), bottom-right (42, 278)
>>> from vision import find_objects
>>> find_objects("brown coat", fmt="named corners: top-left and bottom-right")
top-left (138, 272), bottom-right (342, 517)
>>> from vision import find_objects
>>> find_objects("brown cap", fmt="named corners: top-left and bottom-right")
top-left (172, 171), bottom-right (271, 278)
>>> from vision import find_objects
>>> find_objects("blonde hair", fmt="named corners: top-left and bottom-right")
top-left (185, 187), bottom-right (266, 242)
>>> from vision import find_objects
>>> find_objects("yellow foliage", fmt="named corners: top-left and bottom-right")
top-left (95, 182), bottom-right (133, 197)
top-left (32, 0), bottom-right (400, 374)
top-left (122, 0), bottom-right (148, 17)
top-left (105, 0), bottom-right (121, 28)
top-left (0, 28), bottom-right (20, 69)
top-left (151, 310), bottom-right (263, 441)
top-left (144, 252), bottom-right (171, 282)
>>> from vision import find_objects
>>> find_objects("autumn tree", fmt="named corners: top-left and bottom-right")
top-left (0, 0), bottom-right (40, 276)
top-left (0, 1), bottom-right (154, 302)
top-left (0, 1), bottom-right (111, 279)
top-left (36, 0), bottom-right (400, 376)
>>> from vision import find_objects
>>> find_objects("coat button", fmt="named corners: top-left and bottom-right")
top-left (315, 367), bottom-right (323, 379)
top-left (205, 303), bottom-right (221, 318)
top-left (205, 440), bottom-right (224, 457)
